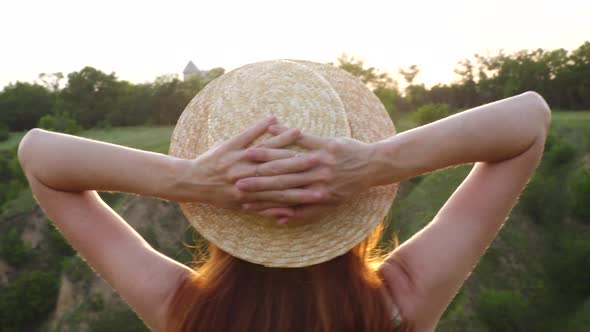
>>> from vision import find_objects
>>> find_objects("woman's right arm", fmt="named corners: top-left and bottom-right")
top-left (375, 91), bottom-right (551, 329)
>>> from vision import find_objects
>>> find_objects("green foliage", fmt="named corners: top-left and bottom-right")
top-left (0, 124), bottom-right (9, 141)
top-left (142, 225), bottom-right (161, 250)
top-left (547, 235), bottom-right (590, 304)
top-left (520, 133), bottom-right (577, 225)
top-left (373, 85), bottom-right (405, 117)
top-left (0, 149), bottom-right (27, 210)
top-left (335, 53), bottom-right (393, 87)
top-left (0, 228), bottom-right (31, 267)
top-left (0, 271), bottom-right (59, 331)
top-left (59, 67), bottom-right (125, 128)
top-left (38, 113), bottom-right (82, 134)
top-left (0, 187), bottom-right (36, 219)
top-left (520, 173), bottom-right (570, 225)
top-left (562, 298), bottom-right (590, 332)
top-left (477, 289), bottom-right (529, 331)
top-left (62, 255), bottom-right (93, 283)
top-left (88, 293), bottom-right (105, 312)
top-left (99, 191), bottom-right (127, 209)
top-left (88, 305), bottom-right (149, 332)
top-left (571, 169), bottom-right (590, 221)
top-left (412, 103), bottom-right (455, 125)
top-left (47, 225), bottom-right (76, 258)
top-left (0, 82), bottom-right (55, 131)
top-left (545, 139), bottom-right (578, 167)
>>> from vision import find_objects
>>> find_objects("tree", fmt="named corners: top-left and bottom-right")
top-left (335, 53), bottom-right (393, 88)
top-left (37, 72), bottom-right (64, 92)
top-left (398, 64), bottom-right (420, 86)
top-left (59, 67), bottom-right (126, 128)
top-left (148, 75), bottom-right (191, 125)
top-left (0, 82), bottom-right (54, 131)
top-left (565, 41), bottom-right (590, 109)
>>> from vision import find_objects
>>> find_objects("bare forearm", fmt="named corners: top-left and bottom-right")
top-left (17, 129), bottom-right (189, 201)
top-left (371, 91), bottom-right (551, 185)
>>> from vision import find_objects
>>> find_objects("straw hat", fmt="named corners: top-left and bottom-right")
top-left (169, 60), bottom-right (397, 268)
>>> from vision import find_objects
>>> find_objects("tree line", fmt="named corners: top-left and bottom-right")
top-left (0, 41), bottom-right (589, 134)
top-left (347, 41), bottom-right (590, 116)
top-left (0, 67), bottom-right (225, 133)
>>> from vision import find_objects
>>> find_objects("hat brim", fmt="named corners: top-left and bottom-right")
top-left (169, 60), bottom-right (397, 267)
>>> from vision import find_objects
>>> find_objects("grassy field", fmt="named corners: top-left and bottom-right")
top-left (552, 110), bottom-right (590, 128)
top-left (0, 126), bottom-right (174, 153)
top-left (1, 111), bottom-right (587, 154)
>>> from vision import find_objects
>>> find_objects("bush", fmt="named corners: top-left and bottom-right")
top-left (571, 169), bottom-right (590, 221)
top-left (62, 254), bottom-right (93, 283)
top-left (413, 103), bottom-right (455, 125)
top-left (477, 289), bottom-right (529, 331)
top-left (37, 113), bottom-right (81, 134)
top-left (520, 173), bottom-right (570, 225)
top-left (0, 124), bottom-right (9, 141)
top-left (546, 140), bottom-right (577, 167)
top-left (0, 149), bottom-right (27, 208)
top-left (0, 228), bottom-right (31, 267)
top-left (47, 225), bottom-right (76, 258)
top-left (0, 271), bottom-right (59, 331)
top-left (88, 293), bottom-right (105, 311)
top-left (88, 305), bottom-right (149, 332)
top-left (547, 236), bottom-right (590, 303)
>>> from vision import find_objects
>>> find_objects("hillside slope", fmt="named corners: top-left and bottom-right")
top-left (0, 112), bottom-right (588, 331)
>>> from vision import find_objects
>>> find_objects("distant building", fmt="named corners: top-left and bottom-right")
top-left (183, 61), bottom-right (200, 81)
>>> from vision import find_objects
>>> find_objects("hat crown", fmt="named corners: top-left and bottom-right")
top-left (206, 60), bottom-right (351, 148)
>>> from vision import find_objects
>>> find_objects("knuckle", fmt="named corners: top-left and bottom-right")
top-left (251, 149), bottom-right (265, 160)
top-left (232, 189), bottom-right (246, 201)
top-left (289, 128), bottom-right (300, 138)
top-left (326, 141), bottom-right (339, 153)
top-left (225, 172), bottom-right (238, 183)
top-left (326, 137), bottom-right (345, 152)
top-left (319, 168), bottom-right (334, 182)
top-left (319, 189), bottom-right (332, 202)
top-left (306, 155), bottom-right (318, 167)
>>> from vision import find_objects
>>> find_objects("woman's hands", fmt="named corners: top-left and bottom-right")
top-left (235, 124), bottom-right (382, 223)
top-left (179, 117), bottom-right (323, 219)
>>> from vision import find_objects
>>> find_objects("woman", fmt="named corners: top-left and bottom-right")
top-left (18, 89), bottom-right (550, 331)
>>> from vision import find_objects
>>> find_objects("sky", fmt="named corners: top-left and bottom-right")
top-left (1, 0), bottom-right (589, 89)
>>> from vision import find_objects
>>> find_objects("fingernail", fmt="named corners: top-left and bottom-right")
top-left (236, 180), bottom-right (248, 189)
top-left (314, 191), bottom-right (323, 199)
top-left (242, 203), bottom-right (251, 210)
top-left (278, 218), bottom-right (289, 225)
top-left (268, 115), bottom-right (276, 123)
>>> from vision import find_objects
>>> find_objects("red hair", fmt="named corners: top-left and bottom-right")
top-left (166, 224), bottom-right (405, 331)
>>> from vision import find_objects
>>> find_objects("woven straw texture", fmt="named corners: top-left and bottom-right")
top-left (169, 60), bottom-right (397, 267)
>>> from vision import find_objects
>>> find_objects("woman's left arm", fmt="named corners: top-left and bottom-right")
top-left (17, 117), bottom-right (319, 331)
top-left (18, 127), bottom-right (197, 331)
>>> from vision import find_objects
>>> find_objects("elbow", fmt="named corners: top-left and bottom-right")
top-left (17, 128), bottom-right (45, 174)
top-left (521, 91), bottom-right (552, 136)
